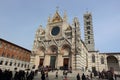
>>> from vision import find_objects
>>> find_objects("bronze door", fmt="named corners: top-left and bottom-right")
top-left (50, 56), bottom-right (56, 69)
top-left (39, 58), bottom-right (44, 67)
top-left (63, 58), bottom-right (69, 70)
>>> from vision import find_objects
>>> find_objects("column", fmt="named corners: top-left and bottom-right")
top-left (43, 55), bottom-right (50, 66)
top-left (76, 54), bottom-right (81, 70)
top-left (56, 54), bottom-right (63, 69)
top-left (35, 55), bottom-right (40, 69)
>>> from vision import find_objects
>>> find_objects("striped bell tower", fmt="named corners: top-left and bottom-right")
top-left (84, 12), bottom-right (95, 51)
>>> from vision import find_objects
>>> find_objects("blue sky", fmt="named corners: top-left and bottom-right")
top-left (0, 0), bottom-right (120, 52)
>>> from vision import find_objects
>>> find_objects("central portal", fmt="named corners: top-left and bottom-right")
top-left (50, 56), bottom-right (56, 69)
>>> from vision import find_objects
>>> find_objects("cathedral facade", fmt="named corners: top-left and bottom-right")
top-left (31, 10), bottom-right (120, 73)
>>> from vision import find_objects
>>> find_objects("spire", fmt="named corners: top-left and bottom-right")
top-left (63, 10), bottom-right (67, 22)
top-left (73, 17), bottom-right (80, 28)
top-left (51, 7), bottom-right (63, 23)
top-left (48, 14), bottom-right (51, 24)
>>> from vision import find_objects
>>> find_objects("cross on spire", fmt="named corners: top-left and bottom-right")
top-left (56, 6), bottom-right (59, 12)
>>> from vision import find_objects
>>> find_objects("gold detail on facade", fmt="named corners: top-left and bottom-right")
top-left (52, 11), bottom-right (63, 23)
top-left (65, 25), bottom-right (72, 31)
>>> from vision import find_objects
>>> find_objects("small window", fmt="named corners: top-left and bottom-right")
top-left (87, 26), bottom-right (90, 29)
top-left (5, 61), bottom-right (8, 65)
top-left (24, 64), bottom-right (26, 68)
top-left (9, 62), bottom-right (12, 66)
top-left (0, 61), bottom-right (3, 65)
top-left (88, 41), bottom-right (90, 44)
top-left (87, 31), bottom-right (90, 34)
top-left (86, 22), bottom-right (90, 25)
top-left (21, 64), bottom-right (23, 67)
top-left (14, 63), bottom-right (16, 66)
top-left (92, 54), bottom-right (95, 63)
top-left (27, 65), bottom-right (29, 68)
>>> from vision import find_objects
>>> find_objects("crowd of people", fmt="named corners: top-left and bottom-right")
top-left (0, 68), bottom-right (35, 80)
top-left (39, 65), bottom-right (73, 80)
top-left (86, 67), bottom-right (119, 80)
top-left (0, 66), bottom-right (119, 80)
top-left (39, 66), bottom-right (119, 80)
top-left (95, 68), bottom-right (118, 80)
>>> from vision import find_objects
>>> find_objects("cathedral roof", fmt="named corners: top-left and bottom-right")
top-left (0, 38), bottom-right (31, 52)
top-left (51, 11), bottom-right (63, 23)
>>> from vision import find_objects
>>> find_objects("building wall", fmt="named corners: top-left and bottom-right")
top-left (88, 52), bottom-right (120, 74)
top-left (0, 38), bottom-right (31, 71)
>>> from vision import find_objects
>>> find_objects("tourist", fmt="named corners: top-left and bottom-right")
top-left (82, 73), bottom-right (86, 80)
top-left (107, 67), bottom-right (114, 80)
top-left (76, 73), bottom-right (81, 80)
top-left (46, 71), bottom-right (49, 80)
top-left (90, 72), bottom-right (93, 79)
top-left (41, 71), bottom-right (45, 80)
top-left (69, 66), bottom-right (72, 73)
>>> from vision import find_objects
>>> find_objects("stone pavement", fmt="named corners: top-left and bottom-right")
top-left (33, 70), bottom-right (120, 80)
top-left (33, 70), bottom-right (96, 80)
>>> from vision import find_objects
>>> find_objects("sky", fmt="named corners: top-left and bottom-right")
top-left (0, 0), bottom-right (120, 53)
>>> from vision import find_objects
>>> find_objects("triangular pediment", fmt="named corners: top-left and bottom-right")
top-left (51, 11), bottom-right (63, 23)
top-left (49, 39), bottom-right (57, 46)
top-left (60, 39), bottom-right (71, 47)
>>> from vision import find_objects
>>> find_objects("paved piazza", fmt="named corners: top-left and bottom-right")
top-left (33, 70), bottom-right (120, 80)
top-left (33, 70), bottom-right (84, 80)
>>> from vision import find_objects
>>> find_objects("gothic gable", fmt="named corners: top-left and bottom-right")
top-left (60, 38), bottom-right (71, 47)
top-left (51, 11), bottom-right (63, 23)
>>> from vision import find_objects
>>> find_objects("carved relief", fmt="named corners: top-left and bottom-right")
top-left (36, 46), bottom-right (45, 56)
top-left (60, 44), bottom-right (71, 55)
top-left (46, 45), bottom-right (58, 55)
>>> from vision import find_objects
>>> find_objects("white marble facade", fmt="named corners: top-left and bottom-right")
top-left (31, 10), bottom-right (120, 73)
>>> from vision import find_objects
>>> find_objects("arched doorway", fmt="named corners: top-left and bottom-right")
top-left (38, 46), bottom-right (45, 68)
top-left (61, 44), bottom-right (71, 70)
top-left (107, 56), bottom-right (119, 72)
top-left (48, 45), bottom-right (58, 69)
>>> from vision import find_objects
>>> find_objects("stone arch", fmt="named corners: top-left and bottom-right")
top-left (61, 44), bottom-right (71, 55)
top-left (37, 46), bottom-right (45, 56)
top-left (107, 56), bottom-right (120, 72)
top-left (61, 44), bottom-right (72, 70)
top-left (47, 45), bottom-right (58, 55)
top-left (45, 45), bottom-right (58, 69)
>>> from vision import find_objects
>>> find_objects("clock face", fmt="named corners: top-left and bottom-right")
top-left (51, 26), bottom-right (60, 36)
